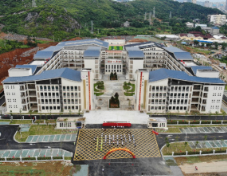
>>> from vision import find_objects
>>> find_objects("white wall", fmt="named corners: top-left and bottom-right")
top-left (132, 60), bottom-right (144, 80)
top-left (8, 68), bottom-right (32, 77)
top-left (4, 84), bottom-right (23, 113)
top-left (104, 39), bottom-right (125, 45)
top-left (204, 85), bottom-right (224, 113)
top-left (196, 70), bottom-right (219, 78)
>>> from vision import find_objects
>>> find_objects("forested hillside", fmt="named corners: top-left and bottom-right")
top-left (36, 0), bottom-right (222, 27)
top-left (0, 4), bottom-right (84, 40)
top-left (0, 0), bottom-right (223, 40)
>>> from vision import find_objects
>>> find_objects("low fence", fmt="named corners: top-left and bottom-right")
top-left (0, 155), bottom-right (69, 162)
top-left (168, 120), bottom-right (227, 125)
top-left (168, 149), bottom-right (227, 157)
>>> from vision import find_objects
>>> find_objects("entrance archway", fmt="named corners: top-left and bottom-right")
top-left (103, 148), bottom-right (136, 159)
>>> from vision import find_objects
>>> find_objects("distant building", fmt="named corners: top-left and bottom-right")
top-left (195, 24), bottom-right (207, 28)
top-left (211, 26), bottom-right (220, 35)
top-left (209, 14), bottom-right (226, 26)
top-left (155, 34), bottom-right (180, 41)
top-left (192, 0), bottom-right (196, 4)
top-left (186, 22), bottom-right (194, 28)
top-left (226, 0), bottom-right (227, 10)
top-left (123, 21), bottom-right (130, 27)
top-left (204, 1), bottom-right (210, 7)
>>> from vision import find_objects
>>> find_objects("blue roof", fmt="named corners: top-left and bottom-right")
top-left (149, 68), bottom-right (225, 84)
top-left (212, 26), bottom-right (219, 29)
top-left (163, 47), bottom-right (185, 53)
top-left (197, 40), bottom-right (213, 43)
top-left (42, 46), bottom-right (63, 52)
top-left (190, 66), bottom-right (213, 75)
top-left (163, 47), bottom-right (193, 60)
top-left (84, 47), bottom-right (101, 58)
top-left (173, 52), bottom-right (193, 60)
top-left (126, 48), bottom-right (144, 58)
top-left (34, 51), bottom-right (54, 60)
top-left (57, 39), bottom-right (109, 48)
top-left (3, 68), bottom-right (81, 83)
top-left (15, 65), bottom-right (38, 74)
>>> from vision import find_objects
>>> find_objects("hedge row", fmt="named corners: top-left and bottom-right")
top-left (1, 156), bottom-right (63, 161)
top-left (167, 120), bottom-right (227, 125)
top-left (171, 150), bottom-right (227, 156)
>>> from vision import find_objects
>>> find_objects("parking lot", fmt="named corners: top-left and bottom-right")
top-left (25, 134), bottom-right (77, 143)
top-left (180, 127), bottom-right (227, 133)
top-left (0, 149), bottom-right (73, 158)
top-left (189, 140), bottom-right (227, 149)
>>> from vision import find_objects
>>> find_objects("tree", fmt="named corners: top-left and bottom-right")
top-left (222, 111), bottom-right (226, 121)
top-left (19, 109), bottom-right (22, 120)
top-left (215, 111), bottom-right (218, 121)
top-left (185, 111), bottom-right (188, 120)
top-left (184, 142), bottom-right (188, 149)
top-left (195, 141), bottom-right (199, 153)
top-left (194, 40), bottom-right (199, 46)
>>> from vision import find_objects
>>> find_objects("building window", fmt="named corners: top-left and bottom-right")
top-left (63, 86), bottom-right (66, 91)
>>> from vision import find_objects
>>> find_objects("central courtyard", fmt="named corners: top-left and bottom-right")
top-left (73, 128), bottom-right (161, 161)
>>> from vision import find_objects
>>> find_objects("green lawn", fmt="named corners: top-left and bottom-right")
top-left (162, 141), bottom-right (227, 156)
top-left (123, 83), bottom-right (135, 96)
top-left (94, 82), bottom-right (104, 96)
top-left (108, 46), bottom-right (123, 50)
top-left (15, 125), bottom-right (77, 142)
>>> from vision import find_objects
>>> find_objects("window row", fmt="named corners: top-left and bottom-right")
top-left (63, 93), bottom-right (79, 97)
top-left (213, 93), bottom-right (222, 96)
top-left (169, 106), bottom-right (187, 111)
top-left (59, 122), bottom-right (71, 128)
top-left (40, 93), bottom-right (59, 97)
top-left (42, 106), bottom-right (60, 110)
top-left (41, 99), bottom-right (60, 104)
top-left (149, 93), bottom-right (167, 98)
top-left (5, 85), bottom-right (15, 89)
top-left (149, 86), bottom-right (167, 91)
top-left (64, 106), bottom-right (80, 110)
top-left (7, 99), bottom-right (16, 102)
top-left (210, 106), bottom-right (219, 109)
top-left (40, 86), bottom-right (59, 91)
top-left (169, 99), bottom-right (188, 104)
top-left (8, 105), bottom-right (18, 108)
top-left (62, 86), bottom-right (80, 91)
top-left (63, 99), bottom-right (80, 104)
top-left (213, 87), bottom-right (223, 90)
top-left (6, 92), bottom-right (15, 96)
top-left (211, 100), bottom-right (221, 103)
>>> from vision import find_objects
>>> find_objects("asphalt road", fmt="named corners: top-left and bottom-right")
top-left (0, 125), bottom-right (75, 153)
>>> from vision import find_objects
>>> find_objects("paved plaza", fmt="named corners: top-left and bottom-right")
top-left (73, 128), bottom-right (160, 161)
top-left (84, 110), bottom-right (149, 124)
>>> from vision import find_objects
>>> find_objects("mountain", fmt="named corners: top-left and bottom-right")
top-left (0, 4), bottom-right (82, 40)
top-left (0, 0), bottom-right (223, 40)
top-left (36, 0), bottom-right (223, 26)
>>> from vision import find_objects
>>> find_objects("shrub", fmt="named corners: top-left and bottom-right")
top-left (23, 157), bottom-right (36, 160)
top-left (37, 157), bottom-right (51, 160)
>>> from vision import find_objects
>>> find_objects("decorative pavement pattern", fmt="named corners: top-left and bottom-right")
top-left (73, 129), bottom-right (161, 161)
